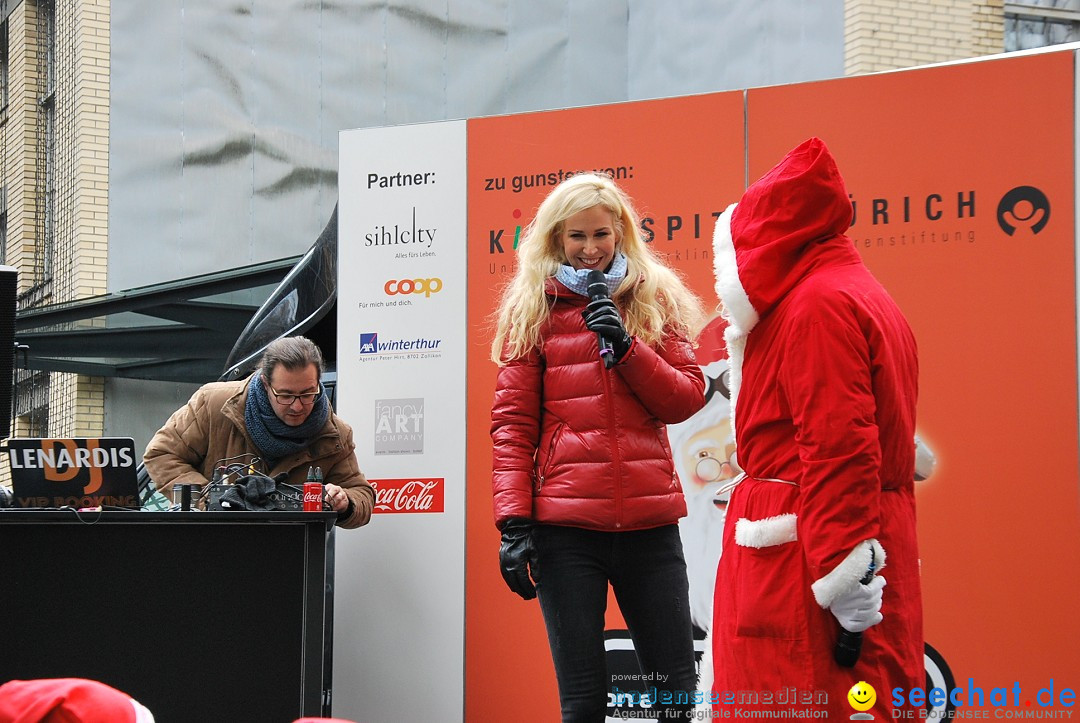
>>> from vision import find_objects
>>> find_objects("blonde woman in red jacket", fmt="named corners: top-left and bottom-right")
top-left (490, 172), bottom-right (707, 722)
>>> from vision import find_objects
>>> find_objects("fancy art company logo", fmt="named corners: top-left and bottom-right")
top-left (374, 398), bottom-right (423, 455)
top-left (370, 478), bottom-right (444, 514)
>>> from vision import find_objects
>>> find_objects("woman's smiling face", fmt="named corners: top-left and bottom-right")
top-left (560, 205), bottom-right (617, 272)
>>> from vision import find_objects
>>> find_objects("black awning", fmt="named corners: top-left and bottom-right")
top-left (15, 256), bottom-right (302, 384)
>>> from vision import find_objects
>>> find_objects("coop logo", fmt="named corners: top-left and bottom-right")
top-left (370, 478), bottom-right (444, 514)
top-left (374, 397), bottom-right (424, 455)
top-left (996, 186), bottom-right (1050, 236)
top-left (384, 277), bottom-right (443, 297)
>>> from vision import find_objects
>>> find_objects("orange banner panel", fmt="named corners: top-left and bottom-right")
top-left (465, 92), bottom-right (746, 722)
top-left (747, 51), bottom-right (1079, 697)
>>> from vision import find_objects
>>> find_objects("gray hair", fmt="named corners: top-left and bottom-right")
top-left (258, 336), bottom-right (325, 380)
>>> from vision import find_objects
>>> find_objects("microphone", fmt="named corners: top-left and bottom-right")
top-left (834, 550), bottom-right (877, 668)
top-left (585, 270), bottom-right (616, 369)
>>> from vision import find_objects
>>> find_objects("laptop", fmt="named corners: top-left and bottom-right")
top-left (6, 437), bottom-right (141, 509)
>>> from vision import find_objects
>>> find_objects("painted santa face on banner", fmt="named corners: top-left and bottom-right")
top-left (675, 414), bottom-right (737, 493)
top-left (669, 358), bottom-right (739, 633)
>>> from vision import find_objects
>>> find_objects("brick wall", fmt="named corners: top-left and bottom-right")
top-left (1, 0), bottom-right (111, 444)
top-left (846, 0), bottom-right (1004, 75)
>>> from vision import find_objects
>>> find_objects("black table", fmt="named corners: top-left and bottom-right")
top-left (0, 510), bottom-right (337, 723)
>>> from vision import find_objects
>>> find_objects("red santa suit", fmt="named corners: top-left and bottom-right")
top-left (710, 138), bottom-right (923, 719)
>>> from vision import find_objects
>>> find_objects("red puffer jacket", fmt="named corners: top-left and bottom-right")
top-left (491, 278), bottom-right (706, 531)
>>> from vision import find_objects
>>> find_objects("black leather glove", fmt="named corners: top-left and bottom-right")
top-left (582, 298), bottom-right (632, 361)
top-left (498, 517), bottom-right (538, 600)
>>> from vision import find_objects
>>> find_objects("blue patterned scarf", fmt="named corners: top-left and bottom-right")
top-left (554, 251), bottom-right (628, 297)
top-left (244, 374), bottom-right (330, 466)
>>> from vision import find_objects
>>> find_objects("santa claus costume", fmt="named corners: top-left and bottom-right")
top-left (710, 138), bottom-right (923, 720)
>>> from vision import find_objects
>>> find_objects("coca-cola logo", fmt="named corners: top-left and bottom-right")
top-left (303, 490), bottom-right (322, 503)
top-left (370, 478), bottom-right (444, 514)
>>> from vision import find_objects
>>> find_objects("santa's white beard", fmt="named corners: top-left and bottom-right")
top-left (678, 481), bottom-right (728, 632)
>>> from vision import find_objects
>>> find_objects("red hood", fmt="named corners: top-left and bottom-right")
top-left (713, 137), bottom-right (854, 334)
top-left (0, 678), bottom-right (145, 722)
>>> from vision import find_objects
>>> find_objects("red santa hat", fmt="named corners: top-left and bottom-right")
top-left (0, 678), bottom-right (155, 723)
top-left (713, 136), bottom-right (853, 337)
top-left (694, 314), bottom-right (728, 366)
top-left (712, 137), bottom-right (854, 434)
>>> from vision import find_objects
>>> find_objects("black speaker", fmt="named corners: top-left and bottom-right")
top-left (0, 266), bottom-right (15, 439)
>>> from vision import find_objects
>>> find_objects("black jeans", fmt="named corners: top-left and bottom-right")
top-left (532, 524), bottom-right (697, 722)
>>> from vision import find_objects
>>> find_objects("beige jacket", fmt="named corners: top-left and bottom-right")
top-left (143, 376), bottom-right (373, 528)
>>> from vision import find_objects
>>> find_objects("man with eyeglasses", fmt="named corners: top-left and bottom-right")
top-left (143, 336), bottom-right (373, 527)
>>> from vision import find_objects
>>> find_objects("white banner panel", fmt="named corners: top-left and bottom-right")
top-left (335, 120), bottom-right (467, 723)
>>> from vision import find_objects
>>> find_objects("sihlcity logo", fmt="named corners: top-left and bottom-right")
top-left (374, 398), bottom-right (424, 455)
top-left (996, 186), bottom-right (1050, 236)
top-left (364, 206), bottom-right (438, 260)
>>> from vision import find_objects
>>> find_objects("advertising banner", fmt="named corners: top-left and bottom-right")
top-left (334, 47), bottom-right (1079, 723)
top-left (336, 120), bottom-right (467, 722)
top-left (464, 92), bottom-right (746, 721)
top-left (745, 50), bottom-right (1079, 704)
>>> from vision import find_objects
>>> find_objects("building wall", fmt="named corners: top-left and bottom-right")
top-left (3, 0), bottom-right (110, 445)
top-left (845, 0), bottom-right (1004, 74)
top-left (0, 1), bottom-right (1043, 455)
top-left (103, 0), bottom-right (850, 450)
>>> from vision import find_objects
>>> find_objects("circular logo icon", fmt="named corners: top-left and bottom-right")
top-left (997, 186), bottom-right (1050, 236)
top-left (848, 681), bottom-right (877, 712)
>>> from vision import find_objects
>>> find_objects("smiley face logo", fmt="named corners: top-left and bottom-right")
top-left (848, 681), bottom-right (876, 712)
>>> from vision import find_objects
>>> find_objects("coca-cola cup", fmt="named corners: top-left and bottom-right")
top-left (303, 482), bottom-right (324, 512)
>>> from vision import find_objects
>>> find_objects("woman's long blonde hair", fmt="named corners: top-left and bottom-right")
top-left (490, 173), bottom-right (706, 364)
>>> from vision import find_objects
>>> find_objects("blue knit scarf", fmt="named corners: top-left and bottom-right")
top-left (554, 251), bottom-right (628, 297)
top-left (244, 374), bottom-right (330, 466)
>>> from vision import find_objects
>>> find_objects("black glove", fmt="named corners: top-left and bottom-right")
top-left (582, 298), bottom-right (632, 361)
top-left (498, 518), bottom-right (538, 600)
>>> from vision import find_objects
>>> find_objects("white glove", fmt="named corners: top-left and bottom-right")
top-left (829, 575), bottom-right (886, 633)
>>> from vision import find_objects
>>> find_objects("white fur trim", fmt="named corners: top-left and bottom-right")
top-left (712, 202), bottom-right (759, 336)
top-left (734, 513), bottom-right (798, 548)
top-left (723, 325), bottom-right (745, 436)
top-left (131, 699), bottom-right (157, 723)
top-left (811, 539), bottom-right (887, 609)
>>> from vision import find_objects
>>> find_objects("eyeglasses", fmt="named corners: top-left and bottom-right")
top-left (266, 383), bottom-right (320, 406)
